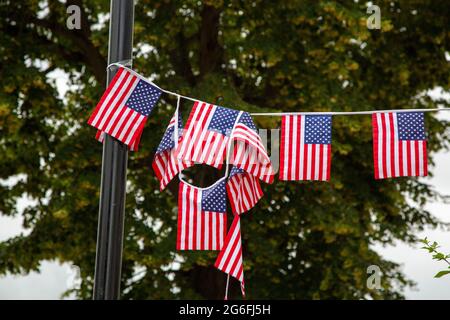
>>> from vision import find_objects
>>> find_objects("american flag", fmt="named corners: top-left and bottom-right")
top-left (177, 101), bottom-right (275, 183)
top-left (279, 115), bottom-right (332, 181)
top-left (152, 113), bottom-right (193, 190)
top-left (372, 112), bottom-right (427, 179)
top-left (227, 166), bottom-right (263, 215)
top-left (88, 67), bottom-right (162, 148)
top-left (176, 101), bottom-right (240, 169)
top-left (177, 179), bottom-right (227, 250)
top-left (230, 113), bottom-right (275, 184)
top-left (214, 215), bottom-right (245, 297)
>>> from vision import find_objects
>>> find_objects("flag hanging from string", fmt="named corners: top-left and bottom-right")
top-left (88, 67), bottom-right (162, 149)
top-left (176, 101), bottom-right (240, 169)
top-left (177, 179), bottom-right (227, 251)
top-left (372, 112), bottom-right (427, 179)
top-left (279, 115), bottom-right (332, 181)
top-left (227, 166), bottom-right (263, 215)
top-left (152, 113), bottom-right (193, 190)
top-left (230, 113), bottom-right (275, 184)
top-left (176, 101), bottom-right (275, 184)
top-left (214, 215), bottom-right (245, 297)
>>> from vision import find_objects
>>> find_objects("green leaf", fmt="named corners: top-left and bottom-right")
top-left (432, 253), bottom-right (446, 260)
top-left (434, 271), bottom-right (450, 278)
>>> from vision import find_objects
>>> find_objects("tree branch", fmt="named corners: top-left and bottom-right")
top-left (26, 1), bottom-right (107, 85)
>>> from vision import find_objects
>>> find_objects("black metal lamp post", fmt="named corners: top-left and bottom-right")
top-left (93, 0), bottom-right (135, 300)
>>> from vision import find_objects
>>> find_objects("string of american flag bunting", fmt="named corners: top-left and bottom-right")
top-left (87, 64), bottom-right (450, 299)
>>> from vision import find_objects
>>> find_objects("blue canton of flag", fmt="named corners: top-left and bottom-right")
top-left (230, 166), bottom-right (245, 177)
top-left (397, 112), bottom-right (426, 141)
top-left (156, 113), bottom-right (183, 154)
top-left (237, 112), bottom-right (257, 131)
top-left (208, 106), bottom-right (240, 136)
top-left (202, 180), bottom-right (227, 213)
top-left (126, 80), bottom-right (162, 116)
top-left (304, 115), bottom-right (332, 144)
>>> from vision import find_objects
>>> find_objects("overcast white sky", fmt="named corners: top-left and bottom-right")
top-left (0, 73), bottom-right (449, 300)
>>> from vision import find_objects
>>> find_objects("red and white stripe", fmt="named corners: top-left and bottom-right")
top-left (372, 113), bottom-right (427, 179)
top-left (176, 101), bottom-right (228, 169)
top-left (177, 182), bottom-right (227, 250)
top-left (88, 68), bottom-right (147, 147)
top-left (95, 129), bottom-right (141, 151)
top-left (152, 116), bottom-right (193, 190)
top-left (227, 172), bottom-right (263, 215)
top-left (279, 115), bottom-right (331, 181)
top-left (231, 127), bottom-right (275, 184)
top-left (153, 150), bottom-right (192, 191)
top-left (214, 215), bottom-right (245, 297)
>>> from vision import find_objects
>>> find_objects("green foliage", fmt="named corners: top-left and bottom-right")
top-left (0, 0), bottom-right (449, 299)
top-left (420, 238), bottom-right (450, 278)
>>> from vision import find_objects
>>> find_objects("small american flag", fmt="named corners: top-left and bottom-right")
top-left (230, 113), bottom-right (275, 184)
top-left (279, 115), bottom-right (332, 181)
top-left (227, 166), bottom-right (263, 215)
top-left (177, 179), bottom-right (227, 251)
top-left (152, 113), bottom-right (193, 190)
top-left (177, 101), bottom-right (275, 183)
top-left (176, 101), bottom-right (240, 169)
top-left (372, 112), bottom-right (427, 179)
top-left (88, 67), bottom-right (161, 148)
top-left (214, 215), bottom-right (245, 297)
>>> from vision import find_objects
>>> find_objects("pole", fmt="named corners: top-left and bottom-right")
top-left (93, 0), bottom-right (135, 300)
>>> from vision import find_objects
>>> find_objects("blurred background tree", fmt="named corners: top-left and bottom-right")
top-left (0, 0), bottom-right (449, 299)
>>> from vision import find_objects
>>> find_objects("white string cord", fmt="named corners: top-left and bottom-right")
top-left (107, 59), bottom-right (132, 69)
top-left (224, 274), bottom-right (230, 300)
top-left (251, 108), bottom-right (450, 116)
top-left (106, 63), bottom-right (450, 116)
top-left (173, 95), bottom-right (181, 148)
top-left (107, 62), bottom-right (199, 104)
